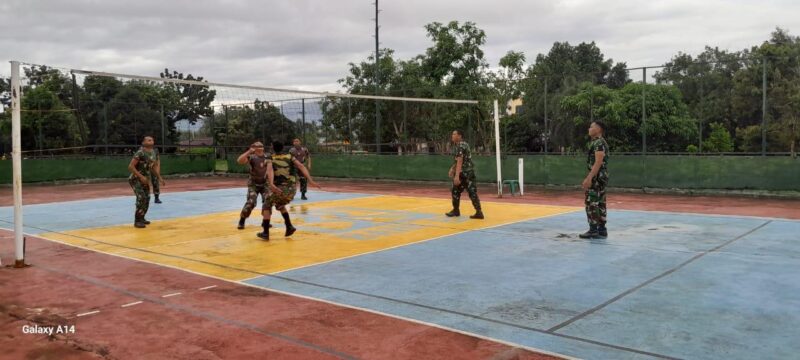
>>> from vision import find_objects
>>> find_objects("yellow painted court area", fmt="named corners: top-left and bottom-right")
top-left (41, 195), bottom-right (577, 280)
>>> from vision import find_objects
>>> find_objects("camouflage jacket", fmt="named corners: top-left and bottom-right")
top-left (452, 141), bottom-right (475, 175)
top-left (587, 137), bottom-right (609, 179)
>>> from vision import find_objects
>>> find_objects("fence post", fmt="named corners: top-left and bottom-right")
top-left (37, 103), bottom-right (42, 152)
top-left (301, 98), bottom-right (306, 146)
top-left (642, 67), bottom-right (647, 154)
top-left (347, 98), bottom-right (352, 154)
top-left (160, 104), bottom-right (166, 149)
top-left (699, 81), bottom-right (704, 152)
top-left (103, 102), bottom-right (109, 155)
top-left (544, 76), bottom-right (548, 153)
top-left (403, 89), bottom-right (408, 153)
top-left (762, 57), bottom-right (768, 156)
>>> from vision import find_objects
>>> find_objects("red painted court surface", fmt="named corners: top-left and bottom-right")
top-left (0, 231), bottom-right (559, 360)
top-left (2, 178), bottom-right (800, 359)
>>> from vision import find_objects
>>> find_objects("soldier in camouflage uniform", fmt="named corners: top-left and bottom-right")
top-left (289, 138), bottom-right (311, 200)
top-left (236, 142), bottom-right (272, 230)
top-left (258, 141), bottom-right (320, 240)
top-left (127, 136), bottom-right (158, 228)
top-left (580, 121), bottom-right (609, 239)
top-left (149, 146), bottom-right (165, 203)
top-left (445, 130), bottom-right (484, 219)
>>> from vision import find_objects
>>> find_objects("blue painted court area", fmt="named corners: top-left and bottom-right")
top-left (247, 210), bottom-right (800, 360)
top-left (5, 187), bottom-right (799, 359)
top-left (0, 189), bottom-right (371, 234)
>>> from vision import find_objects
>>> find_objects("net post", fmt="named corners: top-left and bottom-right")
top-left (10, 61), bottom-right (25, 267)
top-left (494, 100), bottom-right (502, 197)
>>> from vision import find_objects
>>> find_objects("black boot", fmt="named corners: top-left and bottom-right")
top-left (579, 225), bottom-right (599, 239)
top-left (445, 209), bottom-right (461, 217)
top-left (598, 226), bottom-right (608, 239)
top-left (142, 219), bottom-right (151, 225)
top-left (257, 219), bottom-right (270, 240)
top-left (237, 217), bottom-right (246, 230)
top-left (154, 195), bottom-right (162, 204)
top-left (301, 193), bottom-right (308, 200)
top-left (470, 210), bottom-right (484, 219)
top-left (282, 212), bottom-right (296, 237)
top-left (446, 198), bottom-right (461, 217)
top-left (134, 216), bottom-right (146, 228)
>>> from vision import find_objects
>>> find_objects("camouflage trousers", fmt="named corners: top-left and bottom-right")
top-left (451, 172), bottom-right (481, 211)
top-left (266, 178), bottom-right (297, 211)
top-left (240, 181), bottom-right (268, 218)
top-left (129, 177), bottom-right (150, 219)
top-left (297, 175), bottom-right (308, 195)
top-left (150, 173), bottom-right (160, 195)
top-left (585, 176), bottom-right (608, 227)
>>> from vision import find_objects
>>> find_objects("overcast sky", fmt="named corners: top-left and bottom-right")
top-left (1, 0), bottom-right (798, 91)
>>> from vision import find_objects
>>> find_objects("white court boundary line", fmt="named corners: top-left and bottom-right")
top-left (7, 192), bottom-right (382, 236)
top-left (257, 208), bottom-right (579, 278)
top-left (0, 225), bottom-right (577, 360)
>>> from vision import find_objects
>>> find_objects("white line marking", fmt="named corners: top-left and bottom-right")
top-left (161, 292), bottom-right (182, 298)
top-left (76, 310), bottom-right (100, 317)
top-left (121, 301), bottom-right (143, 308)
top-left (19, 229), bottom-right (574, 360)
top-left (198, 285), bottom-right (217, 291)
top-left (244, 283), bottom-right (578, 360)
top-left (269, 208), bottom-right (579, 275)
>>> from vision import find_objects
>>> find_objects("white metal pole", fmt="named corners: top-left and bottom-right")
top-left (518, 158), bottom-right (524, 196)
top-left (11, 61), bottom-right (25, 267)
top-left (493, 100), bottom-right (502, 196)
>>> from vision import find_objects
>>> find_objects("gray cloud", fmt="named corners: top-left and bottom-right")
top-left (1, 0), bottom-right (798, 91)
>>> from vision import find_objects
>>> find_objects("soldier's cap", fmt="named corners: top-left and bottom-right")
top-left (252, 141), bottom-right (264, 148)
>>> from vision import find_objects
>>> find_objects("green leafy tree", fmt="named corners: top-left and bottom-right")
top-left (561, 82), bottom-right (698, 152)
top-left (106, 86), bottom-right (163, 146)
top-left (702, 122), bottom-right (734, 152)
top-left (20, 86), bottom-right (84, 150)
top-left (221, 100), bottom-right (297, 147)
top-left (655, 47), bottom-right (743, 149)
top-left (519, 41), bottom-right (629, 152)
top-left (323, 21), bottom-right (492, 154)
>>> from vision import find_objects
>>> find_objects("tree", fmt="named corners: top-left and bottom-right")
top-left (703, 122), bottom-right (734, 152)
top-left (560, 82), bottom-right (698, 152)
top-left (0, 77), bottom-right (9, 108)
top-left (519, 41), bottom-right (629, 152)
top-left (106, 86), bottom-right (163, 146)
top-left (159, 69), bottom-right (217, 146)
top-left (221, 100), bottom-right (298, 147)
top-left (491, 51), bottom-right (532, 153)
top-left (323, 21), bottom-right (493, 154)
top-left (159, 69), bottom-right (216, 125)
top-left (20, 86), bottom-right (84, 150)
top-left (491, 51), bottom-right (526, 112)
top-left (655, 47), bottom-right (743, 148)
top-left (761, 29), bottom-right (800, 156)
